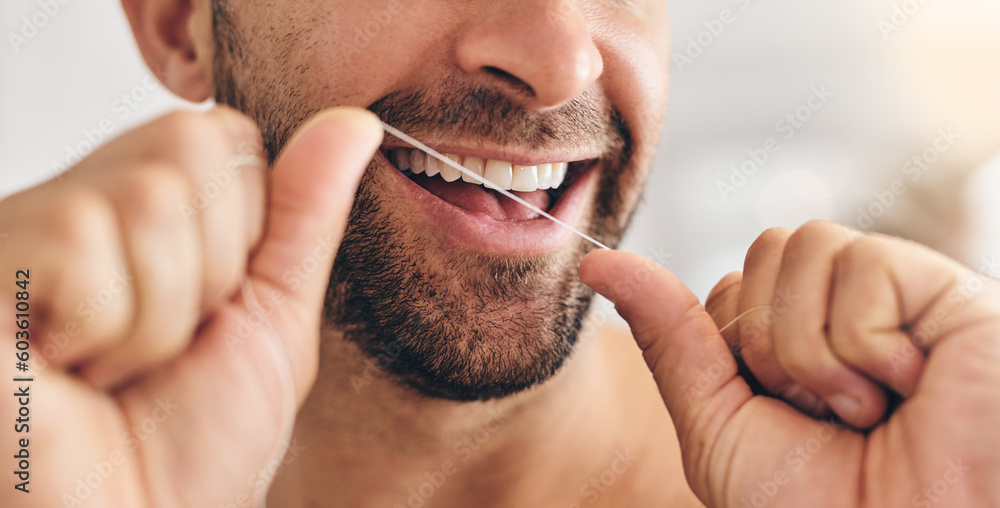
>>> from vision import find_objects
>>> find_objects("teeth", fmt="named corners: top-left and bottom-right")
top-left (393, 149), bottom-right (411, 171)
top-left (396, 148), bottom-right (574, 193)
top-left (439, 154), bottom-right (463, 182)
top-left (484, 160), bottom-right (513, 190)
top-left (461, 156), bottom-right (485, 184)
top-left (410, 150), bottom-right (426, 174)
top-left (536, 163), bottom-right (552, 190)
top-left (551, 162), bottom-right (568, 188)
top-left (424, 154), bottom-right (441, 177)
top-left (511, 165), bottom-right (538, 192)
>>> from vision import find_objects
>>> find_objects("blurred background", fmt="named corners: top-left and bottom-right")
top-left (1, 0), bottom-right (998, 300)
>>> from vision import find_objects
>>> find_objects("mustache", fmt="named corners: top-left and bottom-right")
top-left (368, 77), bottom-right (627, 157)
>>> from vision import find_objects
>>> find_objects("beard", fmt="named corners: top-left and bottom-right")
top-left (211, 2), bottom-right (637, 401)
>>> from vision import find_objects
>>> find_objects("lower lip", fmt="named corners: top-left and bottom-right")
top-left (378, 152), bottom-right (598, 256)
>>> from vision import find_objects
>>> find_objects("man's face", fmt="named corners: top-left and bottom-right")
top-left (211, 0), bottom-right (670, 400)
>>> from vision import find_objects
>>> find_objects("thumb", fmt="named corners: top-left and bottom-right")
top-left (578, 250), bottom-right (753, 498)
top-left (245, 107), bottom-right (382, 399)
top-left (249, 107), bottom-right (382, 321)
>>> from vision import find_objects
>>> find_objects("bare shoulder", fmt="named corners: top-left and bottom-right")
top-left (594, 325), bottom-right (660, 396)
top-left (592, 325), bottom-right (706, 507)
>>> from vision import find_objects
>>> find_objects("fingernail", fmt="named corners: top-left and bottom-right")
top-left (827, 394), bottom-right (861, 421)
top-left (781, 384), bottom-right (821, 412)
top-left (288, 108), bottom-right (381, 149)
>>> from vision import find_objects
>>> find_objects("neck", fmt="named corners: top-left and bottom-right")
top-left (268, 318), bottom-right (685, 507)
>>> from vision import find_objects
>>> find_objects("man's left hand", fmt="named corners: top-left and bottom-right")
top-left (579, 221), bottom-right (1000, 507)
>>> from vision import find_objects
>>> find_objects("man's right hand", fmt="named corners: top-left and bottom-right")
top-left (0, 106), bottom-right (382, 507)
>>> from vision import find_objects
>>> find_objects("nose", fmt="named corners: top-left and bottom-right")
top-left (455, 0), bottom-right (604, 110)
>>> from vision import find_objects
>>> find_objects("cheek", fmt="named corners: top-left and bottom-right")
top-left (598, 28), bottom-right (670, 199)
top-left (602, 23), bottom-right (670, 136)
top-left (290, 0), bottom-right (458, 107)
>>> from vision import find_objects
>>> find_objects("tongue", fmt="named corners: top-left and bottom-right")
top-left (413, 174), bottom-right (550, 221)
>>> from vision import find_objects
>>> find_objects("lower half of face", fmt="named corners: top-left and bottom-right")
top-left (323, 138), bottom-right (634, 400)
top-left (212, 1), bottom-right (662, 401)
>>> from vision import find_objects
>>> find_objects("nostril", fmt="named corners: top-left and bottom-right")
top-left (484, 66), bottom-right (535, 98)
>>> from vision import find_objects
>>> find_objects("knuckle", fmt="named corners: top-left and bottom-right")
top-left (44, 188), bottom-right (118, 259)
top-left (799, 219), bottom-right (839, 235)
top-left (41, 190), bottom-right (133, 330)
top-left (836, 237), bottom-right (889, 274)
top-left (152, 111), bottom-right (232, 164)
top-left (156, 110), bottom-right (220, 142)
top-left (745, 227), bottom-right (791, 268)
top-left (114, 163), bottom-right (193, 223)
top-left (148, 110), bottom-right (264, 183)
top-left (706, 272), bottom-right (742, 308)
top-left (786, 220), bottom-right (841, 252)
top-left (213, 106), bottom-right (261, 145)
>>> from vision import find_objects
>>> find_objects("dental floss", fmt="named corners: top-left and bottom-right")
top-left (381, 122), bottom-right (612, 251)
top-left (717, 305), bottom-right (773, 333)
top-left (241, 125), bottom-right (775, 508)
top-left (383, 122), bottom-right (775, 334)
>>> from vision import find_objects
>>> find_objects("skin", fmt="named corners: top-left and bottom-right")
top-left (1, 1), bottom-right (998, 508)
top-left (208, 0), bottom-right (660, 404)
top-left (580, 227), bottom-right (1000, 507)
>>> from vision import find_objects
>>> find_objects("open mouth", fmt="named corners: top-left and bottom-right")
top-left (382, 147), bottom-right (595, 222)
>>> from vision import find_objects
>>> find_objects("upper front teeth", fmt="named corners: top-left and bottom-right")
top-left (390, 149), bottom-right (569, 192)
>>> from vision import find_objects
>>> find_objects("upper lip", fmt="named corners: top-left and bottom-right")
top-left (380, 142), bottom-right (601, 167)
